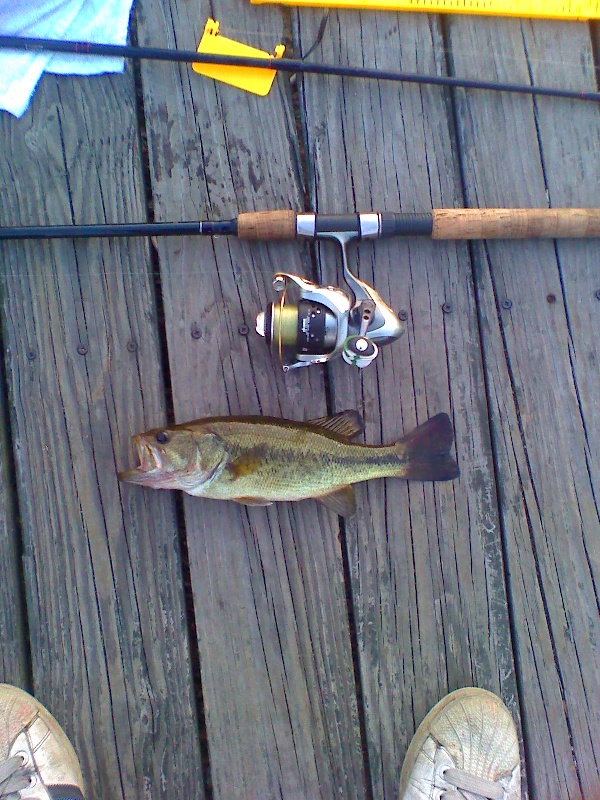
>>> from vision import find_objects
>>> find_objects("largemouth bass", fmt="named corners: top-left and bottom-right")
top-left (119, 410), bottom-right (459, 516)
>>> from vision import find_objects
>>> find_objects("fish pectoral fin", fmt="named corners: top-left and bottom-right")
top-left (232, 496), bottom-right (274, 507)
top-left (317, 485), bottom-right (356, 517)
top-left (307, 410), bottom-right (365, 440)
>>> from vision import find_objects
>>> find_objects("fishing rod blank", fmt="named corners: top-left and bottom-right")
top-left (0, 221), bottom-right (235, 240)
top-left (1, 35), bottom-right (600, 104)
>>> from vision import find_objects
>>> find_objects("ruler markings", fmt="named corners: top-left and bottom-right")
top-left (251, 0), bottom-right (600, 19)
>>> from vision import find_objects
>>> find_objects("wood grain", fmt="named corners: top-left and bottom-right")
top-left (295, 10), bottom-right (520, 799)
top-left (0, 71), bottom-right (203, 799)
top-left (135, 0), bottom-right (366, 796)
top-left (446, 16), bottom-right (600, 800)
top-left (1, 5), bottom-right (597, 800)
top-left (0, 350), bottom-right (29, 689)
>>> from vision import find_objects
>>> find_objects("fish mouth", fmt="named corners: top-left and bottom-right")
top-left (118, 436), bottom-right (164, 484)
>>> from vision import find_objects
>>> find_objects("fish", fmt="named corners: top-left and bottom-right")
top-left (118, 410), bottom-right (459, 517)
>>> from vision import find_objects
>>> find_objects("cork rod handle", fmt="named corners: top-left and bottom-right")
top-left (432, 208), bottom-right (600, 239)
top-left (237, 210), bottom-right (297, 240)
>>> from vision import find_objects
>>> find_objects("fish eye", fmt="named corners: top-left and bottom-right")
top-left (155, 431), bottom-right (169, 444)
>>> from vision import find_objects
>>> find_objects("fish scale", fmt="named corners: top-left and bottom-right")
top-left (207, 422), bottom-right (404, 501)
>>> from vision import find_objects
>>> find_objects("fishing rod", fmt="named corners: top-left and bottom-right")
top-left (2, 207), bottom-right (600, 241)
top-left (1, 34), bottom-right (600, 103)
top-left (3, 208), bottom-right (599, 372)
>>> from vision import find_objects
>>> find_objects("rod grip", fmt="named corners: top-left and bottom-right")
top-left (237, 210), bottom-right (297, 240)
top-left (432, 208), bottom-right (600, 239)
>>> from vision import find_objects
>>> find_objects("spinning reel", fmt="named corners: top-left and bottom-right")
top-left (255, 226), bottom-right (404, 371)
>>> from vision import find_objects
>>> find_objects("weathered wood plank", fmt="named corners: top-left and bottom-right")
top-left (0, 71), bottom-right (203, 799)
top-left (135, 1), bottom-right (366, 797)
top-left (446, 16), bottom-right (600, 800)
top-left (295, 11), bottom-right (521, 799)
top-left (0, 350), bottom-right (29, 688)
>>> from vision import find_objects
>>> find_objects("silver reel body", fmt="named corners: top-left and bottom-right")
top-left (255, 227), bottom-right (404, 371)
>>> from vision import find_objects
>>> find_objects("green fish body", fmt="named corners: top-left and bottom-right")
top-left (119, 410), bottom-right (459, 516)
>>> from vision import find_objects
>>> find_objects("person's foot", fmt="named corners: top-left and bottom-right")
top-left (0, 683), bottom-right (85, 799)
top-left (399, 687), bottom-right (520, 800)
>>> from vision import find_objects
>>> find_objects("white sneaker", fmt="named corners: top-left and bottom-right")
top-left (0, 684), bottom-right (85, 799)
top-left (399, 687), bottom-right (521, 800)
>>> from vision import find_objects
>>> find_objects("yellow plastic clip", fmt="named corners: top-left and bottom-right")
top-left (192, 19), bottom-right (285, 96)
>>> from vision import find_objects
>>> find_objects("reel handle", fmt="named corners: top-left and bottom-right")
top-left (342, 336), bottom-right (379, 368)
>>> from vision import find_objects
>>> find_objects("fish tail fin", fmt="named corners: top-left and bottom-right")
top-left (396, 413), bottom-right (460, 481)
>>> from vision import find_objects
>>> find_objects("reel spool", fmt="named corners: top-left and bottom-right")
top-left (255, 230), bottom-right (404, 371)
top-left (255, 273), bottom-right (353, 371)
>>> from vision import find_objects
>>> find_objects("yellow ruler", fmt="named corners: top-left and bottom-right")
top-left (250, 0), bottom-right (600, 19)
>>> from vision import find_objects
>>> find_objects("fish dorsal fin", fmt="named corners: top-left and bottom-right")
top-left (307, 410), bottom-right (365, 440)
top-left (317, 485), bottom-right (356, 517)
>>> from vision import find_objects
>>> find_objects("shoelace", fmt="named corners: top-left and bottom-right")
top-left (441, 766), bottom-right (505, 800)
top-left (0, 755), bottom-right (31, 798)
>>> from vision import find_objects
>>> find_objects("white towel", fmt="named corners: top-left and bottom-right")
top-left (0, 0), bottom-right (135, 117)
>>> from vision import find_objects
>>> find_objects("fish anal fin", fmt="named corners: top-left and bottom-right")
top-left (308, 410), bottom-right (365, 440)
top-left (232, 497), bottom-right (274, 507)
top-left (317, 485), bottom-right (356, 517)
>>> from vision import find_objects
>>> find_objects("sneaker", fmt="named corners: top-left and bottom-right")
top-left (0, 684), bottom-right (85, 800)
top-left (399, 687), bottom-right (521, 800)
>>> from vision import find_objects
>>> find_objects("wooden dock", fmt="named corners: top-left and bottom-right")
top-left (0, 2), bottom-right (598, 798)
